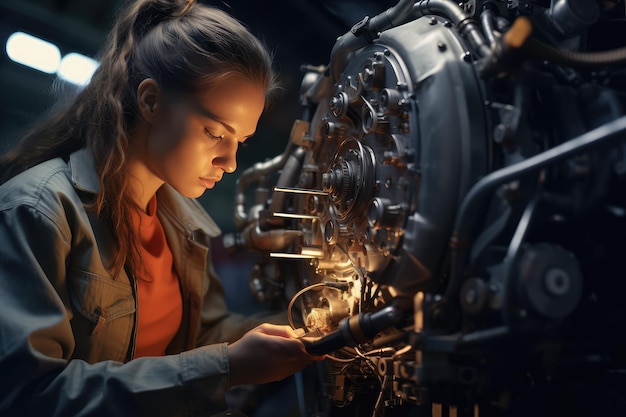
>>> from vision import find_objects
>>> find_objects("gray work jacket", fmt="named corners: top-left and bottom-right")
top-left (0, 148), bottom-right (270, 417)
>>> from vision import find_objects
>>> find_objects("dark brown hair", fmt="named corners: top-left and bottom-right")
top-left (0, 0), bottom-right (279, 276)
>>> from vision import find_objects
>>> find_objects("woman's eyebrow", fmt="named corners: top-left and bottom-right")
top-left (194, 101), bottom-right (256, 139)
top-left (194, 102), bottom-right (236, 135)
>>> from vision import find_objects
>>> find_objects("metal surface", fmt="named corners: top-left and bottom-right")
top-left (226, 1), bottom-right (626, 416)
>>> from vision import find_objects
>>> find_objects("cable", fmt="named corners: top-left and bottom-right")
top-left (287, 282), bottom-right (326, 330)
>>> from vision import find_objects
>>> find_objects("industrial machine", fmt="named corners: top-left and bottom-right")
top-left (223, 0), bottom-right (626, 415)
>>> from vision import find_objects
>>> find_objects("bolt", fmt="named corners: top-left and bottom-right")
top-left (464, 288), bottom-right (477, 305)
top-left (544, 268), bottom-right (570, 296)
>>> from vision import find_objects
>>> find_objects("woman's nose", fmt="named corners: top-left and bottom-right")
top-left (213, 139), bottom-right (238, 173)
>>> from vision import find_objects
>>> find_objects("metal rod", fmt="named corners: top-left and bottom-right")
top-left (273, 186), bottom-right (328, 196)
top-left (273, 212), bottom-right (319, 220)
top-left (270, 253), bottom-right (319, 259)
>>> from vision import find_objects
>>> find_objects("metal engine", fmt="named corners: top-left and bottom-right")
top-left (223, 0), bottom-right (626, 416)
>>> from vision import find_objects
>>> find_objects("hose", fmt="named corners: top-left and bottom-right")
top-left (232, 143), bottom-right (295, 230)
top-left (412, 0), bottom-right (491, 58)
top-left (328, 0), bottom-right (415, 81)
top-left (479, 6), bottom-right (498, 47)
top-left (445, 115), bottom-right (626, 301)
top-left (302, 305), bottom-right (404, 355)
top-left (522, 37), bottom-right (626, 69)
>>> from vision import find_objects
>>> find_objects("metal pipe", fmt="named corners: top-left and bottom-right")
top-left (410, 0), bottom-right (491, 58)
top-left (233, 143), bottom-right (300, 230)
top-left (233, 151), bottom-right (290, 230)
top-left (328, 0), bottom-right (415, 82)
top-left (445, 115), bottom-right (626, 300)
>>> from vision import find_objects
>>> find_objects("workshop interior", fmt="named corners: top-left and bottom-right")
top-left (2, 1), bottom-right (626, 417)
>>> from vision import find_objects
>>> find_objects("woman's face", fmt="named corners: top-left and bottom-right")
top-left (142, 75), bottom-right (266, 199)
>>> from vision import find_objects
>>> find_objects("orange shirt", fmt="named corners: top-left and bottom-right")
top-left (132, 196), bottom-right (183, 358)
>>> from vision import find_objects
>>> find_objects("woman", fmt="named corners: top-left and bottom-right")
top-left (0, 0), bottom-right (322, 416)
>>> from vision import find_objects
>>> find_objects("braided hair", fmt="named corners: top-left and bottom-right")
top-left (0, 0), bottom-right (279, 276)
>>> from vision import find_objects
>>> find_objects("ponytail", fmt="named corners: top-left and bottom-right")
top-left (0, 0), bottom-right (278, 277)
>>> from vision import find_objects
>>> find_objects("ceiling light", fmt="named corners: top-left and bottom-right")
top-left (6, 31), bottom-right (61, 74)
top-left (58, 53), bottom-right (99, 86)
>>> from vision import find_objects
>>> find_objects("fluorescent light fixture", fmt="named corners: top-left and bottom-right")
top-left (6, 31), bottom-right (61, 74)
top-left (58, 52), bottom-right (99, 86)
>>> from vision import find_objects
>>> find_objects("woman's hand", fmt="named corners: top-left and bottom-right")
top-left (227, 323), bottom-right (325, 386)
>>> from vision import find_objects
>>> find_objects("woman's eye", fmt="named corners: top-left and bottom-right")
top-left (204, 128), bottom-right (224, 140)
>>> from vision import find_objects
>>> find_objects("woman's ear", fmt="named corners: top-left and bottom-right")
top-left (137, 78), bottom-right (161, 122)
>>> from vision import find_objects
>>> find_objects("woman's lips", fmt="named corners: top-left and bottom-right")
top-left (199, 177), bottom-right (218, 188)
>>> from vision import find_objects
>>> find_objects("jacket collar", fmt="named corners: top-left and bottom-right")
top-left (68, 147), bottom-right (221, 238)
top-left (69, 147), bottom-right (100, 194)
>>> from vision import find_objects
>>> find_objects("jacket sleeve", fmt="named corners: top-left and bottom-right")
top-left (162, 191), bottom-right (291, 348)
top-left (194, 256), bottom-right (290, 347)
top-left (0, 202), bottom-right (231, 417)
